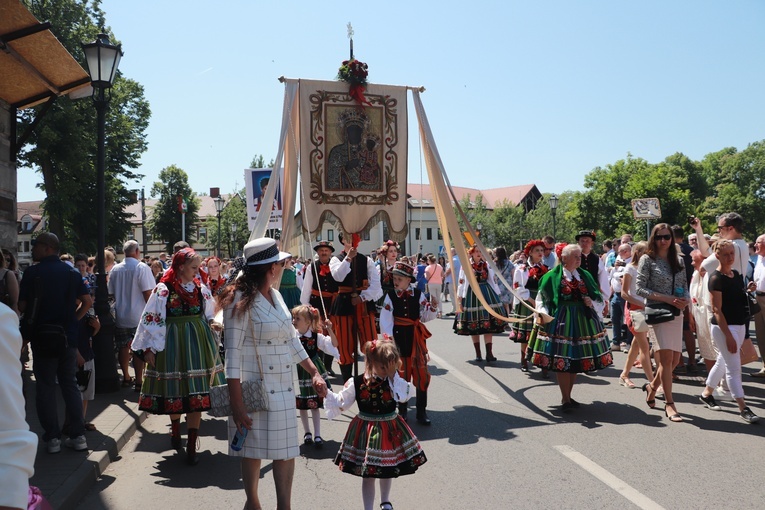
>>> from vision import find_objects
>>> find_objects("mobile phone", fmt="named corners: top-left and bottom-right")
top-left (688, 215), bottom-right (696, 225)
top-left (231, 426), bottom-right (248, 451)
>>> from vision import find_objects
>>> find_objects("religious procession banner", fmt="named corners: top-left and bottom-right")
top-left (245, 167), bottom-right (283, 230)
top-left (298, 79), bottom-right (408, 239)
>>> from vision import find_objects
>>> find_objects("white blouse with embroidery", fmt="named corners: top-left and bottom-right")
top-left (324, 372), bottom-right (411, 420)
top-left (131, 281), bottom-right (215, 353)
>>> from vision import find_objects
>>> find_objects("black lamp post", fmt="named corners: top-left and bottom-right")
top-left (476, 222), bottom-right (483, 239)
top-left (549, 194), bottom-right (559, 239)
top-left (230, 222), bottom-right (237, 257)
top-left (214, 195), bottom-right (225, 258)
top-left (82, 33), bottom-right (122, 393)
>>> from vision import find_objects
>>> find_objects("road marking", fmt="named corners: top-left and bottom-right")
top-left (428, 351), bottom-right (502, 404)
top-left (553, 445), bottom-right (666, 510)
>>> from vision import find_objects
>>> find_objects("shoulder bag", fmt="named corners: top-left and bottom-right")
top-left (208, 319), bottom-right (269, 417)
top-left (644, 272), bottom-right (681, 325)
top-left (734, 244), bottom-right (761, 319)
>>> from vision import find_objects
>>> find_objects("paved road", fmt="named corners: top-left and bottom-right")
top-left (79, 315), bottom-right (765, 509)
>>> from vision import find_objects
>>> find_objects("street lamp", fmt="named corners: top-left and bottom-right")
top-left (82, 33), bottom-right (122, 393)
top-left (475, 222), bottom-right (483, 239)
top-left (549, 194), bottom-right (559, 239)
top-left (214, 195), bottom-right (225, 258)
top-left (230, 222), bottom-right (237, 257)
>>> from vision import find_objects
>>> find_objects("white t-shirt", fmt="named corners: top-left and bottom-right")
top-left (701, 238), bottom-right (748, 277)
top-left (623, 264), bottom-right (646, 306)
top-left (108, 257), bottom-right (157, 329)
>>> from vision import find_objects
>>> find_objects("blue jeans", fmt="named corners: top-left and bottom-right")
top-left (33, 347), bottom-right (84, 441)
top-left (610, 294), bottom-right (633, 346)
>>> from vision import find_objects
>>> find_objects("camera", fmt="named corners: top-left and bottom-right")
top-left (688, 215), bottom-right (697, 225)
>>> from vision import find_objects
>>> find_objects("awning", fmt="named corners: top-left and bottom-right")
top-left (0, 0), bottom-right (91, 110)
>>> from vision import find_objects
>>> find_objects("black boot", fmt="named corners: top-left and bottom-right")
top-left (339, 364), bottom-right (353, 383)
top-left (416, 389), bottom-right (431, 425)
top-left (485, 343), bottom-right (497, 363)
top-left (170, 419), bottom-right (182, 450)
top-left (324, 352), bottom-right (336, 376)
top-left (398, 402), bottom-right (408, 422)
top-left (186, 428), bottom-right (199, 466)
top-left (473, 342), bottom-right (483, 362)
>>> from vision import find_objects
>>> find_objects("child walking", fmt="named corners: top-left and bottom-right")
top-left (292, 304), bottom-right (339, 447)
top-left (325, 337), bottom-right (427, 510)
top-left (379, 261), bottom-right (437, 424)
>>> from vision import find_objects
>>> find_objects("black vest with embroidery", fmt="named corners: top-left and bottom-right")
top-left (579, 252), bottom-right (600, 282)
top-left (330, 253), bottom-right (374, 316)
top-left (385, 287), bottom-right (421, 357)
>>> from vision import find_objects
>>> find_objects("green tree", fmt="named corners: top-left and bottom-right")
top-left (206, 188), bottom-right (248, 258)
top-left (250, 154), bottom-right (275, 168)
top-left (700, 142), bottom-right (765, 240)
top-left (18, 0), bottom-right (150, 253)
top-left (147, 165), bottom-right (199, 253)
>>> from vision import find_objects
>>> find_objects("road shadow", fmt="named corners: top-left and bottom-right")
top-left (549, 401), bottom-right (667, 429)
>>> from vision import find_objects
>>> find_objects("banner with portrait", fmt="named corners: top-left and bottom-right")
top-left (298, 79), bottom-right (408, 239)
top-left (245, 167), bottom-right (283, 230)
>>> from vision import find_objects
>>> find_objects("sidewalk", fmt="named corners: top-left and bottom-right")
top-left (24, 366), bottom-right (147, 510)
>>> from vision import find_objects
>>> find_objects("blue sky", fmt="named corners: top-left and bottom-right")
top-left (18, 1), bottom-right (765, 201)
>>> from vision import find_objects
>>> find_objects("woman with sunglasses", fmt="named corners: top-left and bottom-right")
top-left (636, 223), bottom-right (690, 422)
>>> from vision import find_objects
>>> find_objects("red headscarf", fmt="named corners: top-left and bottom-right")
top-left (160, 248), bottom-right (201, 305)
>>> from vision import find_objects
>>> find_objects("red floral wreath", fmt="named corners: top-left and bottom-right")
top-left (338, 58), bottom-right (370, 106)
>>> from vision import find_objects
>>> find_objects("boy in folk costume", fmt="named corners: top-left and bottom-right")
top-left (329, 232), bottom-right (383, 382)
top-left (379, 261), bottom-right (437, 424)
top-left (300, 241), bottom-right (339, 374)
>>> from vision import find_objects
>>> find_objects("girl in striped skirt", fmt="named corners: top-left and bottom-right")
top-left (453, 245), bottom-right (508, 362)
top-left (325, 337), bottom-right (427, 510)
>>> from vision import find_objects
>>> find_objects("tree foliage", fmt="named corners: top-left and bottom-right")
top-left (567, 143), bottom-right (765, 242)
top-left (147, 165), bottom-right (199, 253)
top-left (205, 187), bottom-right (248, 258)
top-left (18, 0), bottom-right (150, 254)
top-left (250, 154), bottom-right (275, 169)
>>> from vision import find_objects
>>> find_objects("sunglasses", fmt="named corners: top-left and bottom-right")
top-left (655, 234), bottom-right (672, 241)
top-left (543, 248), bottom-right (552, 252)
top-left (716, 224), bottom-right (728, 231)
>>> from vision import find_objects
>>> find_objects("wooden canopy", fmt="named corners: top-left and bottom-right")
top-left (0, 0), bottom-right (90, 109)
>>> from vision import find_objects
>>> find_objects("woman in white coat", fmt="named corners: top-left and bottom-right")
top-left (218, 238), bottom-right (327, 510)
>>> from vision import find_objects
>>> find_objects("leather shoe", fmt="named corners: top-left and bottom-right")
top-left (750, 368), bottom-right (765, 378)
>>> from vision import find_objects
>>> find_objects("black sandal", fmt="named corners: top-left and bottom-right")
top-left (642, 383), bottom-right (656, 409)
top-left (665, 402), bottom-right (683, 422)
top-left (313, 436), bottom-right (324, 448)
top-left (380, 503), bottom-right (394, 510)
top-left (303, 432), bottom-right (313, 445)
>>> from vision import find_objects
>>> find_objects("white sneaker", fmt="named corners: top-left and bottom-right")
top-left (64, 435), bottom-right (88, 451)
top-left (47, 437), bottom-right (61, 454)
top-left (713, 387), bottom-right (734, 401)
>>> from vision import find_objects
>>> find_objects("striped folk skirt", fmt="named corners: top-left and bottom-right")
top-left (510, 298), bottom-right (537, 343)
top-left (453, 282), bottom-right (508, 336)
top-left (334, 412), bottom-right (427, 478)
top-left (296, 354), bottom-right (331, 410)
top-left (526, 302), bottom-right (613, 373)
top-left (139, 315), bottom-right (225, 414)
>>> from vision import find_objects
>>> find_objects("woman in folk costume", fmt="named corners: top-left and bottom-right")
top-left (527, 243), bottom-right (613, 411)
top-left (132, 248), bottom-right (225, 465)
top-left (379, 261), bottom-right (437, 424)
top-left (453, 244), bottom-right (508, 363)
top-left (277, 255), bottom-right (302, 310)
top-left (203, 256), bottom-right (226, 296)
top-left (511, 240), bottom-right (549, 373)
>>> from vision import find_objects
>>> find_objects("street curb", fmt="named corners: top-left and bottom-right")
top-left (48, 407), bottom-right (148, 510)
